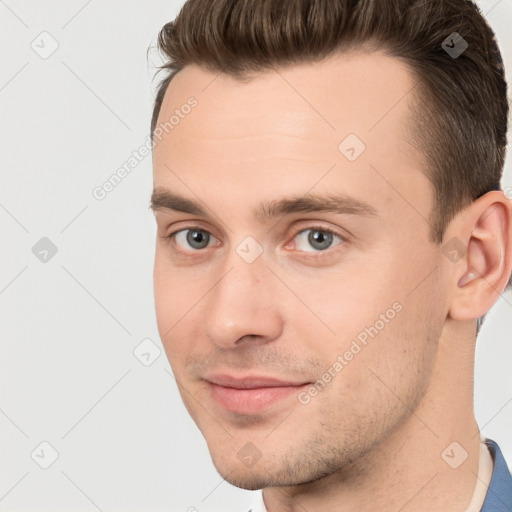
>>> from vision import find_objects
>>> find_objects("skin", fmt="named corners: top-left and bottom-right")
top-left (151, 50), bottom-right (512, 511)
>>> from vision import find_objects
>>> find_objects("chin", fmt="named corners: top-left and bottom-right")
top-left (211, 457), bottom-right (271, 490)
top-left (209, 448), bottom-right (324, 491)
top-left (225, 473), bottom-right (270, 491)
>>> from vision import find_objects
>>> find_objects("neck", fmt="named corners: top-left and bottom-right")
top-left (263, 325), bottom-right (481, 512)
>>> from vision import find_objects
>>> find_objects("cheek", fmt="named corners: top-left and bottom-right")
top-left (283, 263), bottom-right (397, 346)
top-left (337, 277), bottom-right (441, 408)
top-left (153, 252), bottom-right (175, 331)
top-left (286, 249), bottom-right (437, 373)
top-left (313, 303), bottom-right (438, 435)
top-left (153, 250), bottom-right (201, 325)
top-left (153, 251), bottom-right (215, 371)
top-left (153, 252), bottom-right (195, 356)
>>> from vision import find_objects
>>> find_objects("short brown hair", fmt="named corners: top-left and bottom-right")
top-left (150, 0), bottom-right (510, 317)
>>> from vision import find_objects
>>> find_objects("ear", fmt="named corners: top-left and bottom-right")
top-left (447, 190), bottom-right (512, 322)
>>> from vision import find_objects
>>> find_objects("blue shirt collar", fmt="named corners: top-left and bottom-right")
top-left (481, 439), bottom-right (512, 511)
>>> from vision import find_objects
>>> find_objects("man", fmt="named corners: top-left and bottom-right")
top-left (149, 0), bottom-right (512, 510)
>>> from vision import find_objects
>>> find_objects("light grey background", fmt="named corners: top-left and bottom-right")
top-left (1, 1), bottom-right (511, 511)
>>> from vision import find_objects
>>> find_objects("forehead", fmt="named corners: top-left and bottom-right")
top-left (152, 50), bottom-right (430, 226)
top-left (154, 50), bottom-right (417, 148)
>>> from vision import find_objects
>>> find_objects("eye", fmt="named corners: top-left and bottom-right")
top-left (293, 227), bottom-right (344, 252)
top-left (172, 228), bottom-right (218, 251)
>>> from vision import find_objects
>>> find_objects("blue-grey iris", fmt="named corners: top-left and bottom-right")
top-left (187, 229), bottom-right (210, 249)
top-left (309, 230), bottom-right (333, 250)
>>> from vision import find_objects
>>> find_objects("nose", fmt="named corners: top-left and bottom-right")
top-left (204, 253), bottom-right (284, 349)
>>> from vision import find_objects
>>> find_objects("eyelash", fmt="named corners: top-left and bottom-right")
top-left (165, 224), bottom-right (346, 257)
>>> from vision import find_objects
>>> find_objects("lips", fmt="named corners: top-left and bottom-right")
top-left (205, 373), bottom-right (310, 414)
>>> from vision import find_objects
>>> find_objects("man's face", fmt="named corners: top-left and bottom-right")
top-left (152, 51), bottom-right (450, 489)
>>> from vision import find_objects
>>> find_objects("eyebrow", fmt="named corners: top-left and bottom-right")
top-left (150, 187), bottom-right (380, 221)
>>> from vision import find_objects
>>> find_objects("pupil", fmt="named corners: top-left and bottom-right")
top-left (309, 230), bottom-right (332, 250)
